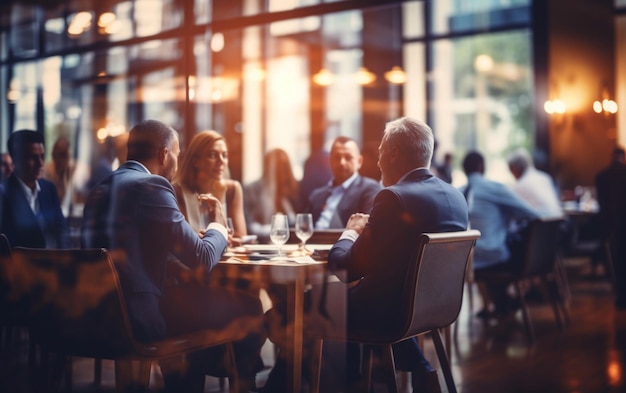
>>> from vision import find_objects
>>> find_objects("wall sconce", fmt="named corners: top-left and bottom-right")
top-left (544, 99), bottom-right (566, 115)
top-left (593, 84), bottom-right (618, 115)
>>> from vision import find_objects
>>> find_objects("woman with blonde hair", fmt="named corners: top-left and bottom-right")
top-left (173, 130), bottom-right (247, 239)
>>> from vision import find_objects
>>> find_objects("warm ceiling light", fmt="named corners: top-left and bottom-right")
top-left (312, 68), bottom-right (335, 86)
top-left (98, 12), bottom-right (116, 28)
top-left (211, 33), bottom-right (225, 52)
top-left (245, 67), bottom-right (266, 81)
top-left (355, 67), bottom-right (376, 85)
top-left (384, 66), bottom-right (407, 84)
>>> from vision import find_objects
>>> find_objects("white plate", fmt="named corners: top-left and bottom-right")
top-left (244, 244), bottom-right (299, 253)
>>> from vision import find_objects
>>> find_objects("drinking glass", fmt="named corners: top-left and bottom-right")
top-left (270, 214), bottom-right (290, 258)
top-left (295, 213), bottom-right (314, 254)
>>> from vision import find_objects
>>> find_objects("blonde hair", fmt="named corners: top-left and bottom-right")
top-left (175, 130), bottom-right (224, 192)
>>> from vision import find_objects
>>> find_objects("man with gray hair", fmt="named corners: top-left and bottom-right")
top-left (507, 147), bottom-right (562, 219)
top-left (328, 117), bottom-right (469, 393)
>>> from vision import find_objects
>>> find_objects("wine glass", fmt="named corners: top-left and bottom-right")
top-left (270, 214), bottom-right (290, 258)
top-left (295, 213), bottom-right (313, 254)
top-left (227, 218), bottom-right (234, 235)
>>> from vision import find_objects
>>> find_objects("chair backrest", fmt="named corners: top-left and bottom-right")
top-left (400, 230), bottom-right (480, 340)
top-left (8, 247), bottom-right (137, 359)
top-left (0, 233), bottom-right (10, 257)
top-left (520, 218), bottom-right (564, 277)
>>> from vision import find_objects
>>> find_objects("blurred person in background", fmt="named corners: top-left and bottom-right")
top-left (595, 146), bottom-right (626, 309)
top-left (1, 152), bottom-right (13, 180)
top-left (462, 151), bottom-right (539, 318)
top-left (507, 147), bottom-right (562, 219)
top-left (304, 136), bottom-right (381, 230)
top-left (43, 136), bottom-right (77, 217)
top-left (244, 148), bottom-right (299, 242)
top-left (1, 130), bottom-right (69, 248)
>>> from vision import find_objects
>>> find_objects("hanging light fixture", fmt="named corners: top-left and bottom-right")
top-left (313, 68), bottom-right (335, 86)
top-left (385, 66), bottom-right (407, 84)
top-left (355, 67), bottom-right (376, 85)
top-left (384, 8), bottom-right (406, 85)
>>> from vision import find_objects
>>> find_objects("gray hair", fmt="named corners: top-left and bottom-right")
top-left (507, 148), bottom-right (533, 174)
top-left (127, 119), bottom-right (177, 162)
top-left (383, 117), bottom-right (434, 168)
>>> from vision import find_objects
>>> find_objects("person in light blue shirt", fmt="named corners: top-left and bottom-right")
top-left (461, 151), bottom-right (540, 316)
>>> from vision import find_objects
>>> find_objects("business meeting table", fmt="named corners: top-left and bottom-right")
top-left (213, 243), bottom-right (335, 393)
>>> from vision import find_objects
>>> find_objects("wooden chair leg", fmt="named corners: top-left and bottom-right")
top-left (94, 358), bottom-right (102, 387)
top-left (309, 338), bottom-right (323, 393)
top-left (554, 255), bottom-right (571, 304)
top-left (431, 329), bottom-right (457, 393)
top-left (362, 345), bottom-right (374, 392)
top-left (137, 361), bottom-right (151, 393)
top-left (543, 276), bottom-right (565, 329)
top-left (381, 344), bottom-right (398, 393)
top-left (224, 342), bottom-right (239, 393)
top-left (65, 355), bottom-right (73, 393)
top-left (115, 359), bottom-right (135, 393)
top-left (515, 280), bottom-right (535, 344)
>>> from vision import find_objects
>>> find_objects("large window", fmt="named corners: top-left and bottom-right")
top-left (0, 0), bottom-right (536, 201)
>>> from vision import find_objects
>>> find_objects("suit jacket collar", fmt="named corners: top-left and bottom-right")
top-left (121, 160), bottom-right (150, 174)
top-left (398, 168), bottom-right (434, 184)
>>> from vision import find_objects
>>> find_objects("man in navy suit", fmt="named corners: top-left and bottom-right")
top-left (328, 117), bottom-right (469, 393)
top-left (305, 136), bottom-right (381, 229)
top-left (82, 119), bottom-right (264, 393)
top-left (1, 130), bottom-right (69, 249)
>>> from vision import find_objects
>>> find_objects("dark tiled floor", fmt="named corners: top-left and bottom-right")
top-left (2, 258), bottom-right (625, 393)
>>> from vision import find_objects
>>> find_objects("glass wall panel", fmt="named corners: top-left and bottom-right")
top-left (431, 30), bottom-right (533, 185)
top-left (1, 0), bottom-right (537, 195)
top-left (1, 31), bottom-right (8, 61)
top-left (43, 0), bottom-right (184, 46)
top-left (11, 61), bottom-right (38, 131)
top-left (9, 6), bottom-right (38, 58)
top-left (431, 0), bottom-right (531, 35)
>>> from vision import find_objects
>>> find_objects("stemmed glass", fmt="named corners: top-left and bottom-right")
top-left (295, 213), bottom-right (314, 255)
top-left (270, 214), bottom-right (290, 259)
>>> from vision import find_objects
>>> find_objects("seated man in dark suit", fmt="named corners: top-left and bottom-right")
top-left (305, 136), bottom-right (381, 229)
top-left (81, 119), bottom-right (265, 393)
top-left (0, 130), bottom-right (69, 249)
top-left (327, 117), bottom-right (469, 393)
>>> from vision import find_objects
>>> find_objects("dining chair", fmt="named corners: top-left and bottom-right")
top-left (309, 229), bottom-right (481, 393)
top-left (0, 233), bottom-right (37, 364)
top-left (9, 246), bottom-right (254, 393)
top-left (511, 217), bottom-right (570, 343)
top-left (475, 218), bottom-right (569, 343)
